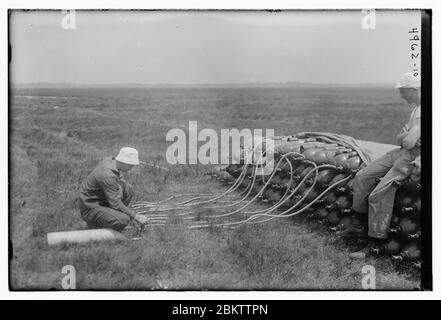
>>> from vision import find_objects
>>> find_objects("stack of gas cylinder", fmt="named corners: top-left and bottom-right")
top-left (218, 133), bottom-right (422, 268)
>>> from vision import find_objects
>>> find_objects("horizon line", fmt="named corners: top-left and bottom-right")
top-left (11, 81), bottom-right (395, 88)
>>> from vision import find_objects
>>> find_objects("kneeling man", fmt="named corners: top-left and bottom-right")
top-left (79, 147), bottom-right (148, 231)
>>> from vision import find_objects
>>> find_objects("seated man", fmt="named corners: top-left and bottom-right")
top-left (348, 72), bottom-right (421, 259)
top-left (78, 147), bottom-right (148, 231)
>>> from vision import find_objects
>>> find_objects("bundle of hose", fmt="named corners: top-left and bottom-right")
top-left (180, 160), bottom-right (255, 207)
top-left (204, 174), bottom-right (258, 210)
top-left (185, 158), bottom-right (271, 212)
top-left (227, 158), bottom-right (293, 208)
top-left (237, 174), bottom-right (352, 222)
top-left (136, 163), bottom-right (251, 210)
top-left (132, 168), bottom-right (255, 223)
top-left (131, 164), bottom-right (249, 210)
top-left (206, 152), bottom-right (304, 219)
top-left (221, 157), bottom-right (333, 223)
top-left (47, 229), bottom-right (128, 246)
top-left (246, 165), bottom-right (329, 223)
top-left (241, 164), bottom-right (318, 225)
top-left (132, 166), bottom-right (253, 217)
top-left (131, 193), bottom-right (224, 208)
top-left (221, 149), bottom-right (356, 222)
top-left (205, 163), bottom-right (281, 218)
top-left (244, 162), bottom-right (304, 214)
top-left (229, 159), bottom-right (296, 218)
top-left (188, 163), bottom-right (337, 228)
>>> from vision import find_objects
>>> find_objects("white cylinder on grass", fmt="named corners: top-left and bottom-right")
top-left (47, 229), bottom-right (128, 246)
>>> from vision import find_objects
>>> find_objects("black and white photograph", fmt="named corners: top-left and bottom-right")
top-left (7, 7), bottom-right (432, 293)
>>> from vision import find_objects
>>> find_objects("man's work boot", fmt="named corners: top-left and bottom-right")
top-left (336, 211), bottom-right (368, 238)
top-left (349, 239), bottom-right (377, 260)
top-left (336, 223), bottom-right (367, 238)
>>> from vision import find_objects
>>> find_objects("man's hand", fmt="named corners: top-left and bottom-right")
top-left (400, 124), bottom-right (409, 135)
top-left (134, 214), bottom-right (148, 225)
top-left (397, 124), bottom-right (409, 146)
top-left (411, 155), bottom-right (421, 175)
top-left (415, 137), bottom-right (421, 148)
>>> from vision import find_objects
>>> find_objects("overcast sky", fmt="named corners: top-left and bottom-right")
top-left (10, 10), bottom-right (421, 85)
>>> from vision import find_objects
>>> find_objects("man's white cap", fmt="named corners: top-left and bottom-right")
top-left (395, 72), bottom-right (421, 88)
top-left (115, 147), bottom-right (140, 165)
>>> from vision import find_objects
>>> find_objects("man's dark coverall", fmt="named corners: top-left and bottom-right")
top-left (79, 157), bottom-right (136, 231)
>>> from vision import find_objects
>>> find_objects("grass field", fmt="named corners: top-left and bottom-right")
top-left (9, 87), bottom-right (421, 290)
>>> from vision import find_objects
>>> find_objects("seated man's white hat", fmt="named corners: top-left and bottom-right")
top-left (395, 72), bottom-right (421, 88)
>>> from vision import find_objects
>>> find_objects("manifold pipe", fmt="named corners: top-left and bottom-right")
top-left (47, 229), bottom-right (128, 246)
